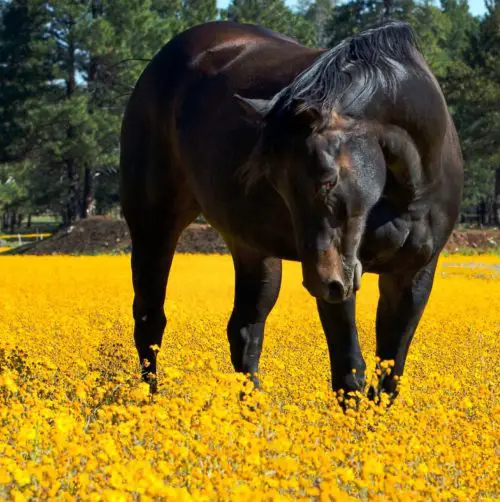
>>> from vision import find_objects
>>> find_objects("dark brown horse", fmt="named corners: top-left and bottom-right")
top-left (120, 20), bottom-right (463, 402)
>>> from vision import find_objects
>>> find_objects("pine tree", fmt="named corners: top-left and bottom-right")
top-left (1, 0), bottom-right (496, 224)
top-left (0, 0), bottom-right (54, 227)
top-left (0, 0), bottom-right (194, 224)
top-left (184, 0), bottom-right (217, 25)
top-left (226, 0), bottom-right (315, 45)
top-left (299, 0), bottom-right (335, 47)
top-left (455, 0), bottom-right (500, 218)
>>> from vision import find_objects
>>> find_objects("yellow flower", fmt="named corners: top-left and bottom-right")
top-left (417, 462), bottom-right (429, 475)
top-left (0, 373), bottom-right (18, 393)
top-left (0, 469), bottom-right (12, 484)
top-left (0, 253), bottom-right (497, 499)
top-left (363, 457), bottom-right (385, 478)
top-left (129, 382), bottom-right (150, 401)
top-left (12, 468), bottom-right (31, 487)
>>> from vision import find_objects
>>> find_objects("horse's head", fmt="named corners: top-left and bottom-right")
top-left (236, 95), bottom-right (402, 303)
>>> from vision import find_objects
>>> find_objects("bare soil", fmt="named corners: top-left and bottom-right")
top-left (4, 217), bottom-right (228, 255)
top-left (3, 216), bottom-right (499, 255)
top-left (443, 228), bottom-right (499, 252)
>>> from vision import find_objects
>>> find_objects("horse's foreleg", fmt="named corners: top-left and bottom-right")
top-left (227, 244), bottom-right (282, 389)
top-left (370, 256), bottom-right (438, 401)
top-left (316, 296), bottom-right (366, 399)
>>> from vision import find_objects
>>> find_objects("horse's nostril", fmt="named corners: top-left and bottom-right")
top-left (328, 280), bottom-right (345, 301)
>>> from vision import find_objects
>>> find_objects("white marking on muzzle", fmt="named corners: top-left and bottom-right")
top-left (354, 260), bottom-right (362, 291)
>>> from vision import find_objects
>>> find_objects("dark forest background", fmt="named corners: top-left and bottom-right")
top-left (1, 0), bottom-right (499, 231)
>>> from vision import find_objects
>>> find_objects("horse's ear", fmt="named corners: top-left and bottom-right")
top-left (291, 99), bottom-right (323, 128)
top-left (234, 94), bottom-right (273, 121)
top-left (378, 125), bottom-right (423, 197)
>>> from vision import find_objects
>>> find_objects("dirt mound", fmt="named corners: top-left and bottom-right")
top-left (175, 225), bottom-right (228, 254)
top-left (4, 216), bottom-right (499, 256)
top-left (6, 217), bottom-right (131, 255)
top-left (6, 216), bottom-right (228, 255)
top-left (444, 228), bottom-right (499, 252)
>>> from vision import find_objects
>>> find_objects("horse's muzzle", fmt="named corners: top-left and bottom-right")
top-left (302, 257), bottom-right (362, 304)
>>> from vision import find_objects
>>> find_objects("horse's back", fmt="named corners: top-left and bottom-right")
top-left (164, 20), bottom-right (302, 53)
top-left (121, 21), bottom-right (314, 163)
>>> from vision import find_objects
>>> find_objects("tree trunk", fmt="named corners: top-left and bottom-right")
top-left (478, 201), bottom-right (486, 226)
top-left (27, 214), bottom-right (31, 228)
top-left (66, 157), bottom-right (79, 224)
top-left (383, 0), bottom-right (393, 18)
top-left (495, 167), bottom-right (500, 225)
top-left (64, 16), bottom-right (79, 225)
top-left (61, 209), bottom-right (69, 227)
top-left (79, 0), bottom-right (102, 220)
top-left (80, 166), bottom-right (93, 218)
top-left (9, 210), bottom-right (16, 233)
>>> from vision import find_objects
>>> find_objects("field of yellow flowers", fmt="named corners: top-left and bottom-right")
top-left (0, 253), bottom-right (498, 501)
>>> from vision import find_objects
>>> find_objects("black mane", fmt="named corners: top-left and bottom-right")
top-left (278, 20), bottom-right (422, 115)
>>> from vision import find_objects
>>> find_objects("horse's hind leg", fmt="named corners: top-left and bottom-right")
top-left (370, 256), bottom-right (439, 401)
top-left (121, 143), bottom-right (199, 389)
top-left (127, 206), bottom-right (197, 392)
top-left (120, 73), bottom-right (201, 390)
top-left (227, 243), bottom-right (282, 388)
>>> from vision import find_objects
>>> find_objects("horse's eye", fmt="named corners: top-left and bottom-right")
top-left (323, 178), bottom-right (338, 191)
top-left (317, 165), bottom-right (338, 188)
top-left (317, 174), bottom-right (338, 199)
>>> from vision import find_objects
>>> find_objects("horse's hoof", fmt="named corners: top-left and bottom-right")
top-left (239, 375), bottom-right (261, 410)
top-left (332, 372), bottom-right (366, 412)
top-left (141, 369), bottom-right (158, 395)
top-left (148, 379), bottom-right (158, 395)
top-left (335, 390), bottom-right (364, 413)
top-left (367, 385), bottom-right (378, 402)
top-left (249, 374), bottom-right (260, 390)
top-left (367, 385), bottom-right (398, 407)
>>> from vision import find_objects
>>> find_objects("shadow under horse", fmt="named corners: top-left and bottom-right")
top-left (120, 20), bottom-right (463, 402)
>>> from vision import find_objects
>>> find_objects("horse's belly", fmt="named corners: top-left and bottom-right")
top-left (198, 186), bottom-right (299, 259)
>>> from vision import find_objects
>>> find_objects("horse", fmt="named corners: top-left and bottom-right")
top-left (120, 20), bottom-right (463, 402)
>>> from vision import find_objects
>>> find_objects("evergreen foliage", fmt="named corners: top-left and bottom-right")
top-left (0, 0), bottom-right (498, 226)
